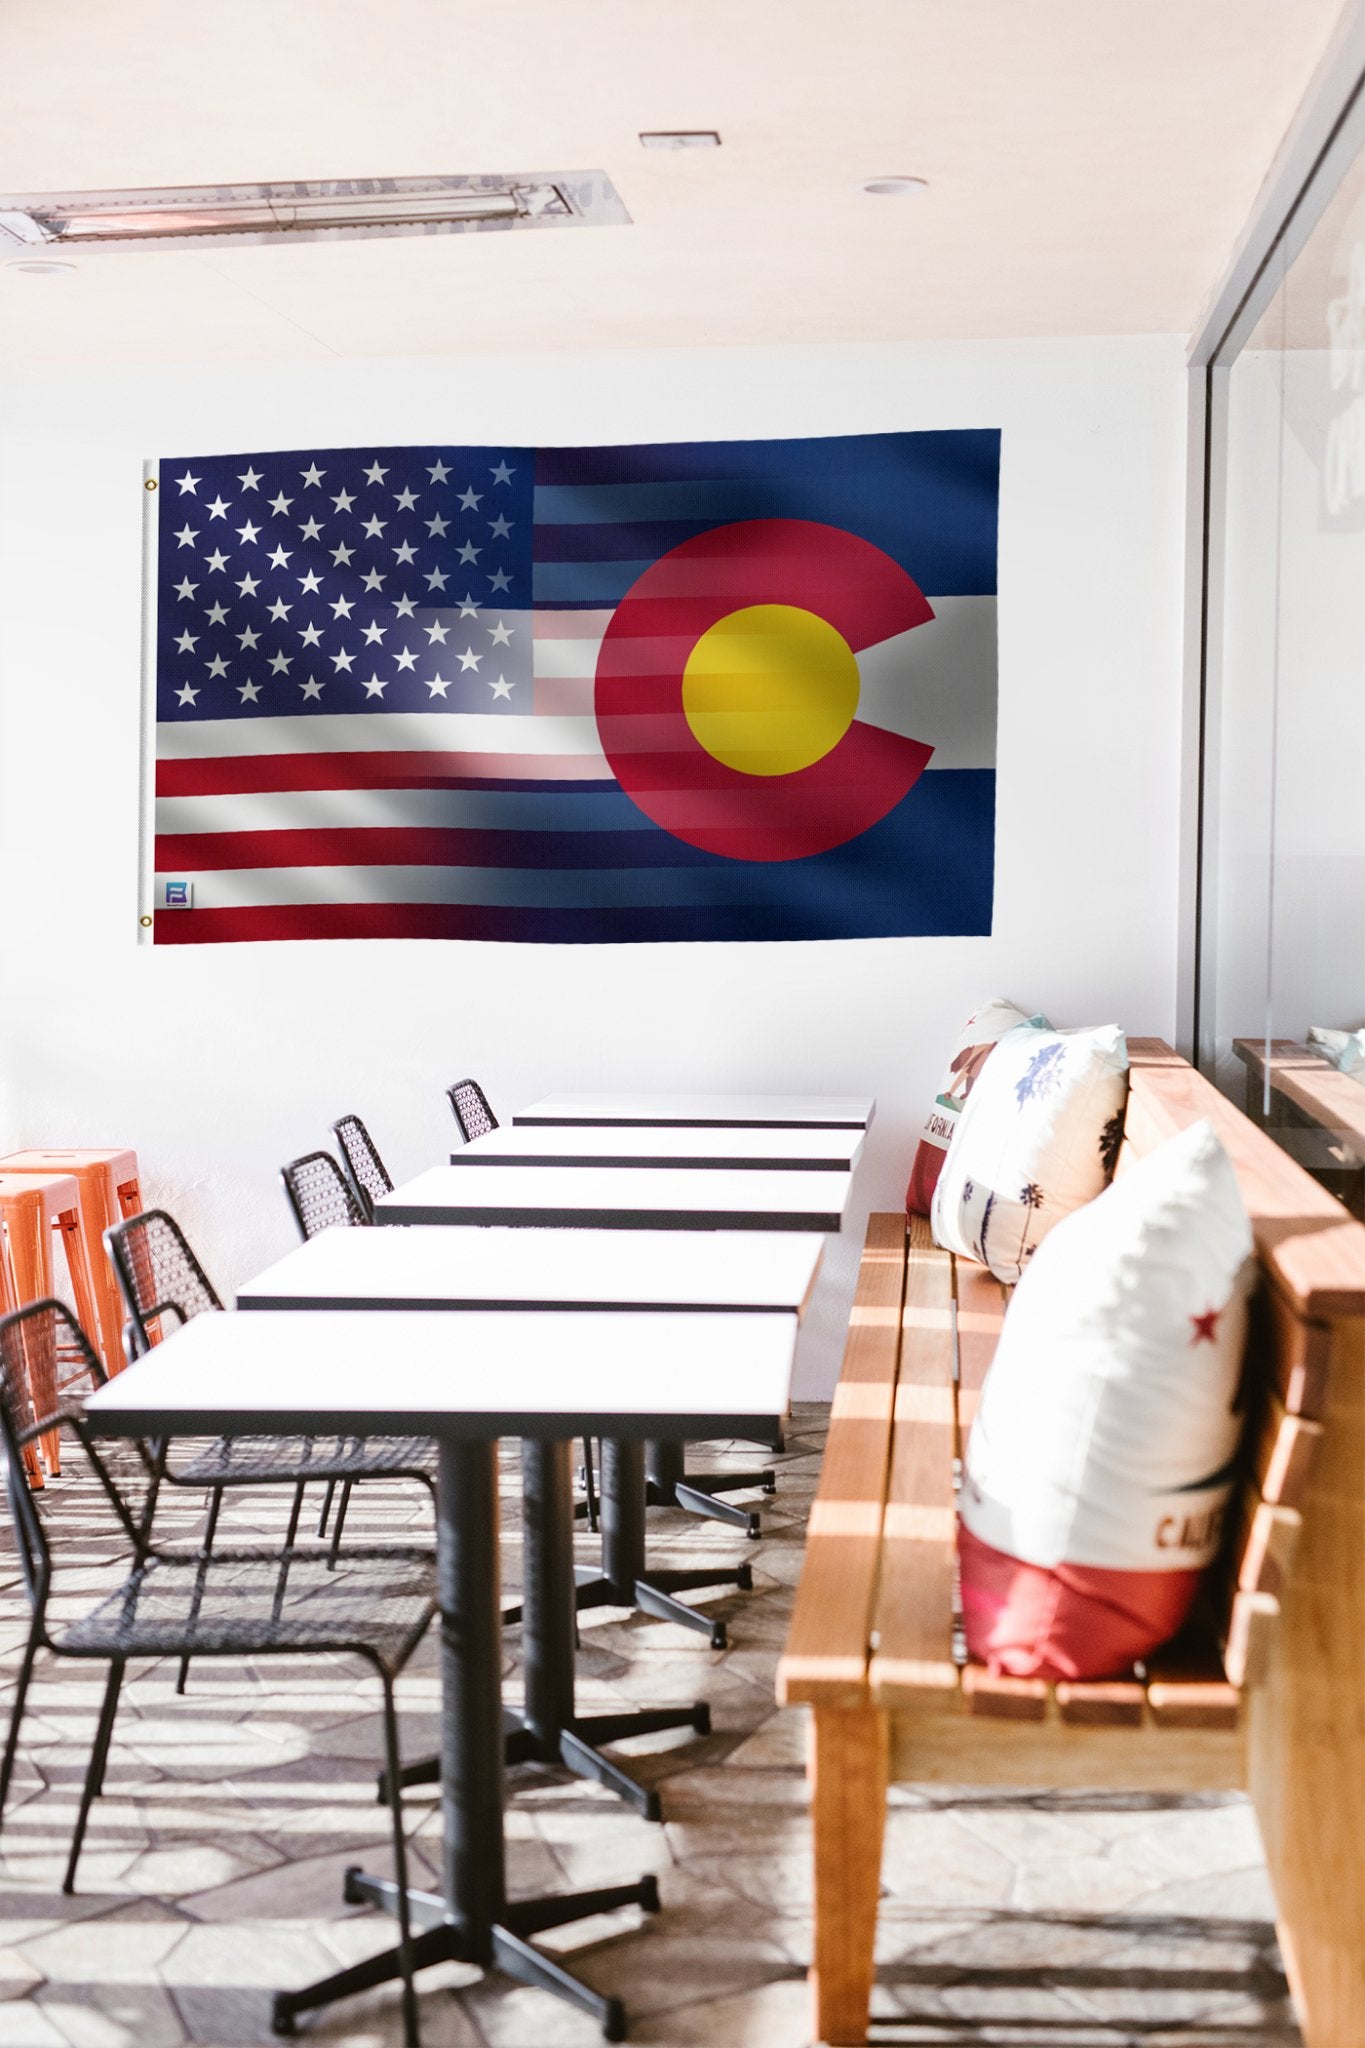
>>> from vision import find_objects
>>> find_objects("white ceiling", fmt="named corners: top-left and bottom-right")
top-left (0, 0), bottom-right (1348, 365)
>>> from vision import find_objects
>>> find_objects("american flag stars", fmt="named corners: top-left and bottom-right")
top-left (156, 445), bottom-right (533, 721)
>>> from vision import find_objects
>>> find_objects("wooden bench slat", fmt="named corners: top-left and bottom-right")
top-left (1249, 1276), bottom-right (1331, 1419)
top-left (1234, 1036), bottom-right (1365, 1170)
top-left (1055, 1679), bottom-right (1147, 1727)
top-left (1224, 1587), bottom-right (1280, 1688)
top-left (1143, 1628), bottom-right (1242, 1730)
top-left (962, 1666), bottom-right (1049, 1720)
top-left (953, 1256), bottom-right (1008, 1452)
top-left (868, 1215), bottom-right (958, 1700)
top-left (1251, 1393), bottom-right (1324, 1510)
top-left (777, 1211), bottom-right (907, 1707)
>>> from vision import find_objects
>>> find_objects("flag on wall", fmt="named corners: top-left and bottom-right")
top-left (149, 430), bottom-right (999, 944)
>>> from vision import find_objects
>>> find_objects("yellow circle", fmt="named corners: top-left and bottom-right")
top-left (682, 605), bottom-right (860, 777)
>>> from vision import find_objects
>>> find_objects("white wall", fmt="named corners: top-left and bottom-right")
top-left (0, 335), bottom-right (1188, 1395)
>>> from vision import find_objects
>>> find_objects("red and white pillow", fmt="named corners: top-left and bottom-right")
top-left (958, 1118), bottom-right (1255, 1681)
top-left (930, 1022), bottom-right (1129, 1284)
top-left (905, 1000), bottom-right (1046, 1217)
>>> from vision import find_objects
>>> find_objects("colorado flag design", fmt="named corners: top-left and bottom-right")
top-left (151, 429), bottom-right (999, 944)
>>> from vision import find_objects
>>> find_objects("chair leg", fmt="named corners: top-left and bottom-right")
top-left (0, 1622), bottom-right (42, 1832)
top-left (327, 1479), bottom-right (354, 1568)
top-left (315, 1478), bottom-right (337, 1539)
top-left (581, 1437), bottom-right (599, 1533)
top-left (63, 1658), bottom-right (126, 1895)
top-left (177, 1485), bottom-right (224, 1696)
top-left (378, 1676), bottom-right (420, 2048)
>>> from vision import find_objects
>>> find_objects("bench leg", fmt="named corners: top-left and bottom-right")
top-left (809, 1705), bottom-right (887, 2046)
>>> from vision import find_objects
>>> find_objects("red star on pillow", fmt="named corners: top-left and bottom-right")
top-left (1190, 1307), bottom-right (1220, 1345)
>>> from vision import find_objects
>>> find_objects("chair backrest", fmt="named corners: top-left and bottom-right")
top-left (0, 1301), bottom-right (146, 1616)
top-left (447, 1078), bottom-right (499, 1144)
top-left (281, 1150), bottom-right (366, 1240)
top-left (105, 1208), bottom-right (224, 1356)
top-left (331, 1113), bottom-right (393, 1221)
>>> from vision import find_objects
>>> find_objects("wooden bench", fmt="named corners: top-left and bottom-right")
top-left (778, 1038), bottom-right (1365, 2048)
top-left (1235, 1035), bottom-right (1365, 1217)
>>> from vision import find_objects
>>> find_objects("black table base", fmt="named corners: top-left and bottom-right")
top-left (276, 1442), bottom-right (659, 2043)
top-left (644, 1438), bottom-right (776, 1539)
top-left (572, 1438), bottom-right (751, 1650)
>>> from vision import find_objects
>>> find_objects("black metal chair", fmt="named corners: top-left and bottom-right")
top-left (331, 1113), bottom-right (394, 1223)
top-left (280, 1148), bottom-right (366, 1235)
top-left (446, 1078), bottom-right (498, 1144)
top-left (0, 1299), bottom-right (432, 2045)
top-left (105, 1208), bottom-right (437, 1662)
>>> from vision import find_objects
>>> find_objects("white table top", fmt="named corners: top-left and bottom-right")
top-left (511, 1092), bottom-right (875, 1131)
top-left (238, 1225), bottom-right (824, 1316)
top-left (83, 1309), bottom-right (797, 1441)
top-left (456, 1125), bottom-right (865, 1172)
top-left (374, 1164), bottom-right (851, 1233)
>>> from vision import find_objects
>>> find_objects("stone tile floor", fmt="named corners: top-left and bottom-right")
top-left (1, 1407), bottom-right (1300, 2047)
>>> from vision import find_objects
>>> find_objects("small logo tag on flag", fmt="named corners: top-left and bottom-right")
top-left (160, 879), bottom-right (193, 909)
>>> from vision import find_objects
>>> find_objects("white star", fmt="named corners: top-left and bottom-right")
top-left (237, 466), bottom-right (262, 491)
top-left (299, 516), bottom-right (323, 542)
top-left (424, 620), bottom-right (450, 643)
top-left (175, 471), bottom-right (201, 495)
top-left (489, 514), bottom-right (512, 539)
top-left (269, 490), bottom-right (293, 515)
top-left (331, 488), bottom-right (355, 514)
top-left (489, 673), bottom-right (514, 701)
top-left (174, 524), bottom-right (198, 548)
top-left (331, 594), bottom-right (355, 619)
top-left (361, 568), bottom-right (386, 591)
top-left (238, 678), bottom-right (262, 702)
top-left (426, 513), bottom-right (450, 538)
top-left (427, 459), bottom-right (451, 484)
top-left (458, 487), bottom-right (481, 510)
top-left (362, 621), bottom-right (387, 643)
top-left (393, 540), bottom-right (417, 565)
top-left (458, 646), bottom-right (482, 672)
top-left (362, 672), bottom-right (388, 698)
top-left (268, 597), bottom-right (293, 622)
top-left (331, 542), bottom-right (355, 566)
top-left (458, 593), bottom-right (479, 618)
top-left (426, 566), bottom-right (450, 591)
top-left (488, 618), bottom-right (513, 646)
top-left (365, 461), bottom-right (389, 486)
top-left (236, 572), bottom-right (260, 597)
top-left (236, 520), bottom-right (260, 544)
top-left (300, 674), bottom-right (324, 700)
top-left (298, 569), bottom-right (323, 594)
top-left (362, 514), bottom-right (387, 538)
top-left (425, 672), bottom-right (452, 698)
top-left (238, 625), bottom-right (261, 650)
top-left (393, 593), bottom-right (417, 618)
top-left (394, 646), bottom-right (418, 672)
top-left (331, 647), bottom-right (355, 672)
top-left (205, 601), bottom-right (229, 625)
top-left (175, 682), bottom-right (199, 706)
top-left (174, 629), bottom-right (198, 653)
top-left (268, 545), bottom-right (292, 569)
top-left (206, 496), bottom-right (229, 519)
top-left (205, 653), bottom-right (229, 678)
top-left (491, 461), bottom-right (514, 485)
top-left (269, 650), bottom-right (293, 674)
top-left (393, 486), bottom-right (418, 511)
top-left (488, 567), bottom-right (512, 593)
top-left (205, 549), bottom-right (229, 572)
top-left (299, 623), bottom-right (324, 648)
top-left (174, 576), bottom-right (198, 599)
top-left (300, 463), bottom-right (325, 487)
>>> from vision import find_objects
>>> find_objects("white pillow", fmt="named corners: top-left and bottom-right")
top-left (960, 1118), bottom-right (1254, 1576)
top-left (931, 1022), bottom-right (1129, 1283)
top-left (1307, 1024), bottom-right (1365, 1077)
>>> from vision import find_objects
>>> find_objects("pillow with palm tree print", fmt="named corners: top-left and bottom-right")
top-left (930, 1021), bottom-right (1129, 1283)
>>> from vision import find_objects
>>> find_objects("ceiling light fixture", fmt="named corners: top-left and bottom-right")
top-left (860, 176), bottom-right (929, 197)
top-left (639, 132), bottom-right (721, 150)
top-left (0, 173), bottom-right (631, 256)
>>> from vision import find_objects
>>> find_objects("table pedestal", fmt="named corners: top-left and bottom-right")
top-left (271, 1441), bottom-right (657, 2044)
top-left (574, 1440), bottom-right (752, 1651)
top-left (644, 1437), bottom-right (777, 1539)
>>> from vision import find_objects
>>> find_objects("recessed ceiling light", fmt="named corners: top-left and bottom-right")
top-left (639, 132), bottom-right (721, 150)
top-left (860, 176), bottom-right (928, 197)
top-left (4, 257), bottom-right (76, 275)
top-left (0, 174), bottom-right (631, 256)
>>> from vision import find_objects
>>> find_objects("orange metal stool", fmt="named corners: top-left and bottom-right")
top-left (0, 1171), bottom-right (106, 1475)
top-left (0, 1149), bottom-right (142, 1377)
top-left (0, 1218), bottom-right (42, 1488)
